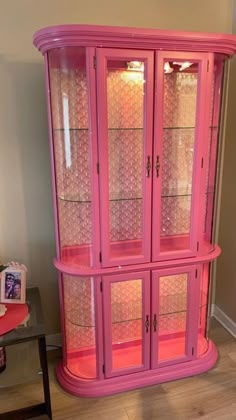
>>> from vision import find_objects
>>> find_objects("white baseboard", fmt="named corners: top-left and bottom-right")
top-left (46, 333), bottom-right (62, 350)
top-left (212, 304), bottom-right (236, 339)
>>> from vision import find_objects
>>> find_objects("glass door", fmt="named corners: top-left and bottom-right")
top-left (152, 52), bottom-right (211, 261)
top-left (151, 266), bottom-right (200, 368)
top-left (96, 49), bottom-right (154, 267)
top-left (103, 271), bottom-right (150, 377)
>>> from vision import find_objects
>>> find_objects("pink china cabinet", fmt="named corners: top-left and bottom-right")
top-left (33, 25), bottom-right (236, 397)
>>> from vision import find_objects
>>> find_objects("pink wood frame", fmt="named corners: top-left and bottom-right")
top-left (33, 25), bottom-right (236, 57)
top-left (56, 340), bottom-right (217, 397)
top-left (151, 265), bottom-right (200, 369)
top-left (54, 243), bottom-right (221, 277)
top-left (152, 51), bottom-right (211, 261)
top-left (96, 49), bottom-right (154, 267)
top-left (86, 48), bottom-right (101, 268)
top-left (102, 271), bottom-right (150, 377)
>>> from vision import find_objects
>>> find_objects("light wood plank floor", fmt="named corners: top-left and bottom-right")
top-left (0, 320), bottom-right (235, 420)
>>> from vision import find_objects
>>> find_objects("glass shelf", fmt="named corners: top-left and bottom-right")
top-left (53, 126), bottom-right (218, 132)
top-left (58, 194), bottom-right (195, 203)
top-left (54, 128), bottom-right (89, 131)
top-left (58, 196), bottom-right (91, 203)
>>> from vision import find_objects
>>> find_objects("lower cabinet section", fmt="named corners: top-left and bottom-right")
top-left (59, 263), bottom-right (214, 396)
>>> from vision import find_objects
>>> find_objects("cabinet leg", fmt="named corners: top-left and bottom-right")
top-left (38, 336), bottom-right (52, 419)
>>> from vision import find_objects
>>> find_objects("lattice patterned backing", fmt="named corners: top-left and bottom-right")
top-left (161, 196), bottom-right (191, 237)
top-left (107, 69), bottom-right (144, 129)
top-left (49, 65), bottom-right (88, 130)
top-left (63, 275), bottom-right (96, 350)
top-left (159, 274), bottom-right (187, 334)
top-left (108, 129), bottom-right (142, 200)
top-left (58, 200), bottom-right (92, 247)
top-left (111, 279), bottom-right (142, 343)
top-left (107, 69), bottom-right (144, 243)
top-left (161, 72), bottom-right (197, 238)
top-left (164, 72), bottom-right (198, 128)
top-left (110, 200), bottom-right (142, 242)
top-left (54, 130), bottom-right (91, 201)
top-left (162, 128), bottom-right (194, 196)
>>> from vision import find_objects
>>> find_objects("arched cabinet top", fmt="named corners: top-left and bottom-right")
top-left (33, 24), bottom-right (236, 57)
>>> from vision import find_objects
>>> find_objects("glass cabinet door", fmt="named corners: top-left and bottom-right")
top-left (103, 271), bottom-right (150, 377)
top-left (96, 49), bottom-right (154, 267)
top-left (151, 266), bottom-right (200, 368)
top-left (152, 52), bottom-right (211, 261)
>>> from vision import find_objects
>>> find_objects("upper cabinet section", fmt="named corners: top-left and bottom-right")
top-left (34, 25), bottom-right (236, 270)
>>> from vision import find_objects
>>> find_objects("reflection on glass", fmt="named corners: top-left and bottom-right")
top-left (107, 60), bottom-right (145, 259)
top-left (49, 47), bottom-right (93, 267)
top-left (158, 274), bottom-right (187, 361)
top-left (63, 275), bottom-right (97, 379)
top-left (161, 62), bottom-right (198, 253)
top-left (203, 61), bottom-right (223, 247)
top-left (111, 279), bottom-right (142, 370)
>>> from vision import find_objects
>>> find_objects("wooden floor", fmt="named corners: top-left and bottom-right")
top-left (0, 320), bottom-right (236, 420)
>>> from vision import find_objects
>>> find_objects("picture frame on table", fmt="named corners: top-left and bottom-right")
top-left (0, 268), bottom-right (26, 304)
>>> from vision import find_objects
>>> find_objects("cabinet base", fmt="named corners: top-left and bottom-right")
top-left (56, 340), bottom-right (218, 397)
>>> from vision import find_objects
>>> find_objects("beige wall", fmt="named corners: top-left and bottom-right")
top-left (215, 1), bottom-right (236, 323)
top-left (0, 0), bottom-right (233, 333)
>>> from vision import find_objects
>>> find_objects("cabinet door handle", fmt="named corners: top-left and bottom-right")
top-left (145, 315), bottom-right (150, 332)
top-left (153, 314), bottom-right (157, 332)
top-left (156, 155), bottom-right (160, 177)
top-left (146, 156), bottom-right (151, 177)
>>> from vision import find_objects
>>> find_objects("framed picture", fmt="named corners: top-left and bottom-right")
top-left (0, 268), bottom-right (26, 304)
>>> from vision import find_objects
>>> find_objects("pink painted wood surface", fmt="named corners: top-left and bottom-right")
top-left (33, 25), bottom-right (236, 57)
top-left (54, 243), bottom-right (221, 277)
top-left (103, 271), bottom-right (150, 378)
top-left (56, 339), bottom-right (217, 397)
top-left (96, 48), bottom-right (154, 267)
top-left (86, 48), bottom-right (101, 268)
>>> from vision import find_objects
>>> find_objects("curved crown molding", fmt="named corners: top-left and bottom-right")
top-left (33, 24), bottom-right (236, 56)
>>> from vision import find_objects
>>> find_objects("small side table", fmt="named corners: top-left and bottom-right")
top-left (0, 287), bottom-right (52, 419)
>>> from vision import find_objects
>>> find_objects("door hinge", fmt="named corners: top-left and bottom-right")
top-left (192, 347), bottom-right (195, 356)
top-left (197, 242), bottom-right (199, 252)
top-left (93, 56), bottom-right (96, 69)
top-left (96, 162), bottom-right (100, 174)
top-left (102, 364), bottom-right (105, 373)
top-left (207, 60), bottom-right (209, 72)
top-left (201, 157), bottom-right (204, 168)
top-left (195, 269), bottom-right (198, 278)
top-left (99, 251), bottom-right (102, 262)
top-left (100, 281), bottom-right (103, 292)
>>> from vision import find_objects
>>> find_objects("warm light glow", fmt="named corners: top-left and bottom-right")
top-left (122, 70), bottom-right (144, 82)
top-left (164, 62), bottom-right (174, 74)
top-left (173, 61), bottom-right (193, 71)
top-left (127, 61), bottom-right (144, 72)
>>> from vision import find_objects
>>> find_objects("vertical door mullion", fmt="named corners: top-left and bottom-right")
top-left (96, 49), bottom-right (154, 268)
